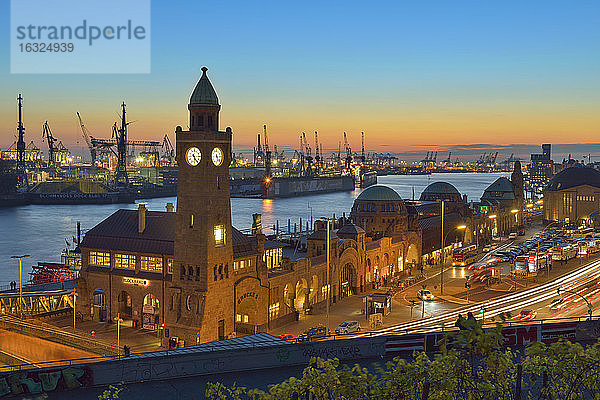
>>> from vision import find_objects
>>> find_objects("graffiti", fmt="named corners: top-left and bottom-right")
top-left (0, 367), bottom-right (91, 397)
top-left (275, 348), bottom-right (290, 362)
top-left (302, 344), bottom-right (361, 359)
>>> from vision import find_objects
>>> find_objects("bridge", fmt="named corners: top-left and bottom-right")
top-left (0, 280), bottom-right (76, 318)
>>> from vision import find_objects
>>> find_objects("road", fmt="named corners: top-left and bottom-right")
top-left (368, 256), bottom-right (600, 336)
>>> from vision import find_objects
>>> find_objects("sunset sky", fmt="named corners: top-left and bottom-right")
top-left (1, 1), bottom-right (599, 161)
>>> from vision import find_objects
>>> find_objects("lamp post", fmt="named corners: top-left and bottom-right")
top-left (319, 217), bottom-right (332, 334)
top-left (557, 288), bottom-right (593, 320)
top-left (11, 254), bottom-right (30, 318)
top-left (440, 224), bottom-right (467, 295)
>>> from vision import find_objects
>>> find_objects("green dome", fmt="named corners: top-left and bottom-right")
top-left (546, 166), bottom-right (600, 191)
top-left (356, 185), bottom-right (402, 202)
top-left (189, 67), bottom-right (219, 106)
top-left (422, 181), bottom-right (459, 195)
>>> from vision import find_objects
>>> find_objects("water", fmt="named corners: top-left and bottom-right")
top-left (0, 172), bottom-right (508, 284)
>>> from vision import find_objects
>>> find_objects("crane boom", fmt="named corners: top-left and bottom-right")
top-left (76, 112), bottom-right (97, 165)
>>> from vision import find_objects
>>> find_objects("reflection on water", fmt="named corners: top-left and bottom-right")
top-left (0, 172), bottom-right (507, 284)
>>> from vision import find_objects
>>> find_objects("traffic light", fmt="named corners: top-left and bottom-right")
top-left (465, 281), bottom-right (470, 289)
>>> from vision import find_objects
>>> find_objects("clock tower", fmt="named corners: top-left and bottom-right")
top-left (166, 67), bottom-right (234, 344)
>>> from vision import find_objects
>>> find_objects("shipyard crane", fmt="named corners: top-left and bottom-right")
top-left (444, 152), bottom-right (452, 164)
top-left (361, 131), bottom-right (365, 164)
top-left (314, 131), bottom-right (320, 171)
top-left (343, 132), bottom-right (352, 172)
top-left (15, 94), bottom-right (28, 186)
top-left (302, 131), bottom-right (313, 176)
top-left (263, 124), bottom-right (272, 177)
top-left (76, 112), bottom-right (97, 165)
top-left (114, 103), bottom-right (129, 185)
top-left (161, 134), bottom-right (175, 166)
top-left (41, 121), bottom-right (57, 164)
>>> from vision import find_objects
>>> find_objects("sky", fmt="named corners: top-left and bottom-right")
top-left (1, 1), bottom-right (599, 161)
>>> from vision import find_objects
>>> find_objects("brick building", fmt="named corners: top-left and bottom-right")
top-left (76, 68), bottom-right (491, 346)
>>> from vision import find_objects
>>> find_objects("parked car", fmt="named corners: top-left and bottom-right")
top-left (509, 232), bottom-right (518, 240)
top-left (277, 334), bottom-right (297, 343)
top-left (417, 289), bottom-right (435, 301)
top-left (300, 326), bottom-right (329, 341)
top-left (335, 320), bottom-right (361, 334)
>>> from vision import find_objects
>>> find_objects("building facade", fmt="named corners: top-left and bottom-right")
top-left (76, 69), bottom-right (497, 346)
top-left (543, 166), bottom-right (600, 227)
top-left (529, 144), bottom-right (553, 193)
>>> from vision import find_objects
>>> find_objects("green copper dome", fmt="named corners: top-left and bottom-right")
top-left (189, 67), bottom-right (219, 106)
top-left (356, 185), bottom-right (402, 202)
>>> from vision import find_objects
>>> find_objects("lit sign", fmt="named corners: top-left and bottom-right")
top-left (123, 277), bottom-right (149, 286)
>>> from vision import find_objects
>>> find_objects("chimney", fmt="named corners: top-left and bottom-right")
top-left (166, 202), bottom-right (174, 212)
top-left (138, 203), bottom-right (146, 234)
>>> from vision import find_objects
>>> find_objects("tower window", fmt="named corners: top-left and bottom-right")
top-left (214, 225), bottom-right (225, 246)
top-left (217, 176), bottom-right (220, 189)
top-left (208, 115), bottom-right (213, 128)
top-left (198, 115), bottom-right (204, 127)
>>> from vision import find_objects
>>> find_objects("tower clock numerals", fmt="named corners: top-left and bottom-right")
top-left (212, 147), bottom-right (224, 166)
top-left (186, 147), bottom-right (202, 166)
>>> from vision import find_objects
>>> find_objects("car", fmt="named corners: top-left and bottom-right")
top-left (277, 334), bottom-right (297, 343)
top-left (335, 320), bottom-right (361, 334)
top-left (514, 309), bottom-right (537, 321)
top-left (549, 298), bottom-right (565, 310)
top-left (417, 289), bottom-right (435, 301)
top-left (509, 232), bottom-right (518, 240)
top-left (300, 326), bottom-right (329, 341)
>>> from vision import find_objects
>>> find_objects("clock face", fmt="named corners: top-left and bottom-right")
top-left (186, 147), bottom-right (201, 166)
top-left (212, 147), bottom-right (224, 166)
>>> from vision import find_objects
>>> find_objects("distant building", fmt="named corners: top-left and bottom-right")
top-left (529, 144), bottom-right (553, 192)
top-left (480, 161), bottom-right (525, 236)
top-left (543, 165), bottom-right (600, 227)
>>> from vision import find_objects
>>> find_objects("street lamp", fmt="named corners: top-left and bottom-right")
top-left (11, 254), bottom-right (30, 318)
top-left (440, 224), bottom-right (467, 295)
top-left (319, 217), bottom-right (333, 334)
top-left (557, 288), bottom-right (592, 320)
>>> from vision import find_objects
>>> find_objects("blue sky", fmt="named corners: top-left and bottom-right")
top-left (1, 0), bottom-right (599, 160)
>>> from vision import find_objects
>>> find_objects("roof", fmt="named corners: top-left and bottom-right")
top-left (421, 181), bottom-right (460, 195)
top-left (81, 209), bottom-right (175, 255)
top-left (545, 166), bottom-right (600, 191)
top-left (189, 67), bottom-right (219, 106)
top-left (124, 333), bottom-right (290, 361)
top-left (336, 223), bottom-right (365, 235)
top-left (81, 209), bottom-right (255, 258)
top-left (356, 185), bottom-right (402, 202)
top-left (481, 177), bottom-right (515, 202)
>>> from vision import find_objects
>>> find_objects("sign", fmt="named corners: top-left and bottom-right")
top-left (123, 277), bottom-right (149, 286)
top-left (237, 291), bottom-right (259, 304)
top-left (528, 254), bottom-right (537, 273)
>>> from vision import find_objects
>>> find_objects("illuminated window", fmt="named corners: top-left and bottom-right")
top-left (235, 313), bottom-right (249, 323)
top-left (269, 302), bottom-right (280, 319)
top-left (167, 259), bottom-right (174, 274)
top-left (140, 256), bottom-right (163, 273)
top-left (190, 214), bottom-right (194, 228)
top-left (214, 225), bottom-right (225, 247)
top-left (114, 253), bottom-right (135, 269)
top-left (90, 251), bottom-right (110, 267)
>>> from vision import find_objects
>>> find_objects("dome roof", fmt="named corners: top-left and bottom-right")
top-left (356, 185), bottom-right (402, 202)
top-left (337, 223), bottom-right (365, 235)
top-left (422, 181), bottom-right (460, 195)
top-left (308, 229), bottom-right (338, 241)
top-left (546, 166), bottom-right (600, 191)
top-left (190, 67), bottom-right (219, 106)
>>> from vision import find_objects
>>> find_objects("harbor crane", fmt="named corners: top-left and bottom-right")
top-left (314, 131), bottom-right (320, 171)
top-left (263, 124), bottom-right (272, 177)
top-left (361, 131), bottom-right (365, 164)
top-left (41, 121), bottom-right (57, 164)
top-left (76, 112), bottom-right (97, 165)
top-left (16, 94), bottom-right (28, 186)
top-left (343, 132), bottom-right (352, 172)
top-left (161, 134), bottom-right (175, 166)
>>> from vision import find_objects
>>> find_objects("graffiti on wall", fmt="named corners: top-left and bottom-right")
top-left (0, 367), bottom-right (92, 397)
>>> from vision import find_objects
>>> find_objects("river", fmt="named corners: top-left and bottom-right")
top-left (0, 172), bottom-right (508, 284)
